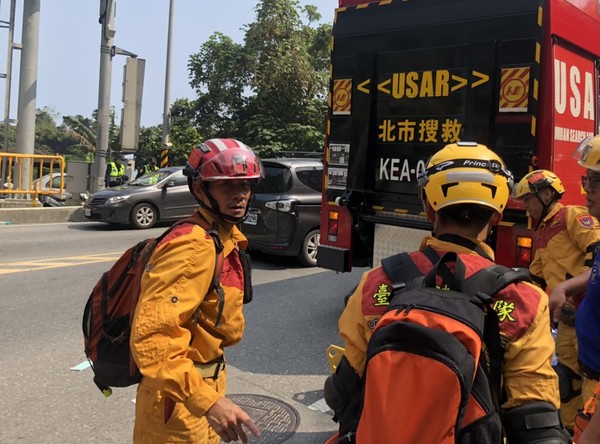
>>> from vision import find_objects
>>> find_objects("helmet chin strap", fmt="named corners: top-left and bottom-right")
top-left (193, 183), bottom-right (249, 224)
top-left (534, 191), bottom-right (554, 230)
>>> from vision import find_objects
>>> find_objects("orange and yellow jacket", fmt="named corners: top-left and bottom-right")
top-left (131, 210), bottom-right (247, 418)
top-left (339, 235), bottom-right (560, 410)
top-left (529, 203), bottom-right (600, 292)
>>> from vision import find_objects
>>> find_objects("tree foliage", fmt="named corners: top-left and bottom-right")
top-left (33, 107), bottom-right (120, 162)
top-left (21, 0), bottom-right (331, 167)
top-left (187, 0), bottom-right (330, 156)
top-left (137, 98), bottom-right (204, 166)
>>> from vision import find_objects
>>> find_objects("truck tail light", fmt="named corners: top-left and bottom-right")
top-left (328, 211), bottom-right (339, 242)
top-left (515, 236), bottom-right (532, 267)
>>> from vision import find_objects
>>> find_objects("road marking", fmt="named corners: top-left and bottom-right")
top-left (308, 398), bottom-right (331, 413)
top-left (71, 361), bottom-right (91, 371)
top-left (0, 252), bottom-right (121, 275)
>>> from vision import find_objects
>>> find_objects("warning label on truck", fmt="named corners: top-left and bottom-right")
top-left (499, 67), bottom-right (530, 112)
top-left (327, 143), bottom-right (350, 190)
top-left (329, 143), bottom-right (350, 166)
top-left (333, 79), bottom-right (352, 115)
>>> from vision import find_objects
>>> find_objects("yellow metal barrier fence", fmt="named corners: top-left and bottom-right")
top-left (0, 153), bottom-right (67, 204)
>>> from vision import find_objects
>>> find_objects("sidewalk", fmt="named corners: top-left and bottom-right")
top-left (0, 206), bottom-right (87, 225)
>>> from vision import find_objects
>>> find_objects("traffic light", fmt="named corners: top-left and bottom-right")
top-left (120, 57), bottom-right (145, 152)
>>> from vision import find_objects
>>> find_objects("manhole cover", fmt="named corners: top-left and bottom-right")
top-left (221, 394), bottom-right (300, 444)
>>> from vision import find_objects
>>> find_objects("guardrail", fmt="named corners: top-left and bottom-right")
top-left (0, 153), bottom-right (67, 204)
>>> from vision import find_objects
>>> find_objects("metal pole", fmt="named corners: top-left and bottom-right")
top-left (161, 0), bottom-right (174, 147)
top-left (1, 0), bottom-right (17, 188)
top-left (91, 0), bottom-right (116, 193)
top-left (15, 0), bottom-right (40, 193)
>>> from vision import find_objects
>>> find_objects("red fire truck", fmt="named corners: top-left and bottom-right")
top-left (317, 0), bottom-right (600, 272)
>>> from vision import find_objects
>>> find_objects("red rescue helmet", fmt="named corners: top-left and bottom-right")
top-left (184, 138), bottom-right (263, 183)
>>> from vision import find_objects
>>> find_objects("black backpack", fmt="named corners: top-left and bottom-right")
top-left (351, 248), bottom-right (530, 443)
top-left (82, 215), bottom-right (224, 397)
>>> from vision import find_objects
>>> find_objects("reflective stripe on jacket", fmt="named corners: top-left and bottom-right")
top-left (131, 209), bottom-right (247, 418)
top-left (529, 203), bottom-right (600, 291)
top-left (108, 162), bottom-right (125, 178)
top-left (338, 235), bottom-right (560, 410)
top-left (144, 165), bottom-right (159, 174)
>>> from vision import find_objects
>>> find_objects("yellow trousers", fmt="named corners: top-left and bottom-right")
top-left (555, 321), bottom-right (582, 431)
top-left (133, 369), bottom-right (226, 444)
top-left (582, 376), bottom-right (599, 408)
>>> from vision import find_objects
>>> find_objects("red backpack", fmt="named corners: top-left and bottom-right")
top-left (352, 249), bottom-right (530, 443)
top-left (82, 214), bottom-right (224, 397)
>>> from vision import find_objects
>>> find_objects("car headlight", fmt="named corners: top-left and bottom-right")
top-left (106, 195), bottom-right (131, 205)
top-left (265, 200), bottom-right (294, 212)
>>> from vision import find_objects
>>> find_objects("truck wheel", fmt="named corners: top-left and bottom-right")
top-left (130, 203), bottom-right (157, 229)
top-left (299, 229), bottom-right (320, 267)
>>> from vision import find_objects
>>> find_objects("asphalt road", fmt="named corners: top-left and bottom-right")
top-left (0, 222), bottom-right (389, 443)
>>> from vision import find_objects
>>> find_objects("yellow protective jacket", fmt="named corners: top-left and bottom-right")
top-left (339, 235), bottom-right (560, 410)
top-left (108, 162), bottom-right (125, 178)
top-left (529, 203), bottom-right (600, 292)
top-left (144, 164), bottom-right (159, 174)
top-left (131, 209), bottom-right (247, 418)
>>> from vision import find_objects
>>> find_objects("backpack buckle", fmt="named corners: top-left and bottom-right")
top-left (391, 282), bottom-right (406, 293)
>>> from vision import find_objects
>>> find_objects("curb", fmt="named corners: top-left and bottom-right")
top-left (0, 206), bottom-right (86, 225)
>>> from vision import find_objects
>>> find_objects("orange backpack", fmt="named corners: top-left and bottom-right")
top-left (574, 381), bottom-right (600, 442)
top-left (353, 250), bottom-right (530, 443)
top-left (82, 214), bottom-right (224, 397)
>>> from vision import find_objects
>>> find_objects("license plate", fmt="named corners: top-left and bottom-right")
top-left (84, 208), bottom-right (91, 217)
top-left (244, 212), bottom-right (258, 225)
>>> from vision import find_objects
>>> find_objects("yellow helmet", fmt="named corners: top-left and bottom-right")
top-left (574, 135), bottom-right (600, 172)
top-left (513, 170), bottom-right (565, 199)
top-left (418, 142), bottom-right (513, 214)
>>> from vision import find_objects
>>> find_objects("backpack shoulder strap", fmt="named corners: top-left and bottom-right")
top-left (381, 252), bottom-right (422, 286)
top-left (462, 264), bottom-right (531, 299)
top-left (381, 247), bottom-right (439, 286)
top-left (462, 264), bottom-right (531, 412)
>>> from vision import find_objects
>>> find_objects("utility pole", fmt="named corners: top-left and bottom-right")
top-left (92, 0), bottom-right (116, 193)
top-left (161, 0), bottom-right (174, 149)
top-left (0, 0), bottom-right (18, 189)
top-left (14, 0), bottom-right (40, 192)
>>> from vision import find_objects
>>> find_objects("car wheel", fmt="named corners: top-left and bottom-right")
top-left (130, 203), bottom-right (158, 229)
top-left (299, 229), bottom-right (320, 267)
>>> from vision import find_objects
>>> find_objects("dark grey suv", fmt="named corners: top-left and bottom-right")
top-left (241, 158), bottom-right (323, 266)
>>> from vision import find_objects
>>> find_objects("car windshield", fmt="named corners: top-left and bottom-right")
top-left (129, 170), bottom-right (173, 186)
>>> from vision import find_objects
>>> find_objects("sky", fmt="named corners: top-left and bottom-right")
top-left (0, 0), bottom-right (336, 128)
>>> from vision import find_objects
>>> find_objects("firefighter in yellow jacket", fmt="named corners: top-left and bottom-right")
top-left (130, 139), bottom-right (262, 444)
top-left (513, 169), bottom-right (600, 433)
top-left (324, 143), bottom-right (570, 443)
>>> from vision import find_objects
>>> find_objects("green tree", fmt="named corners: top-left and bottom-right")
top-left (187, 0), bottom-right (330, 156)
top-left (61, 115), bottom-right (96, 161)
top-left (137, 99), bottom-right (203, 166)
top-left (168, 98), bottom-right (204, 163)
top-left (0, 120), bottom-right (17, 151)
top-left (35, 107), bottom-right (68, 154)
top-left (59, 108), bottom-right (120, 161)
top-left (188, 33), bottom-right (249, 138)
